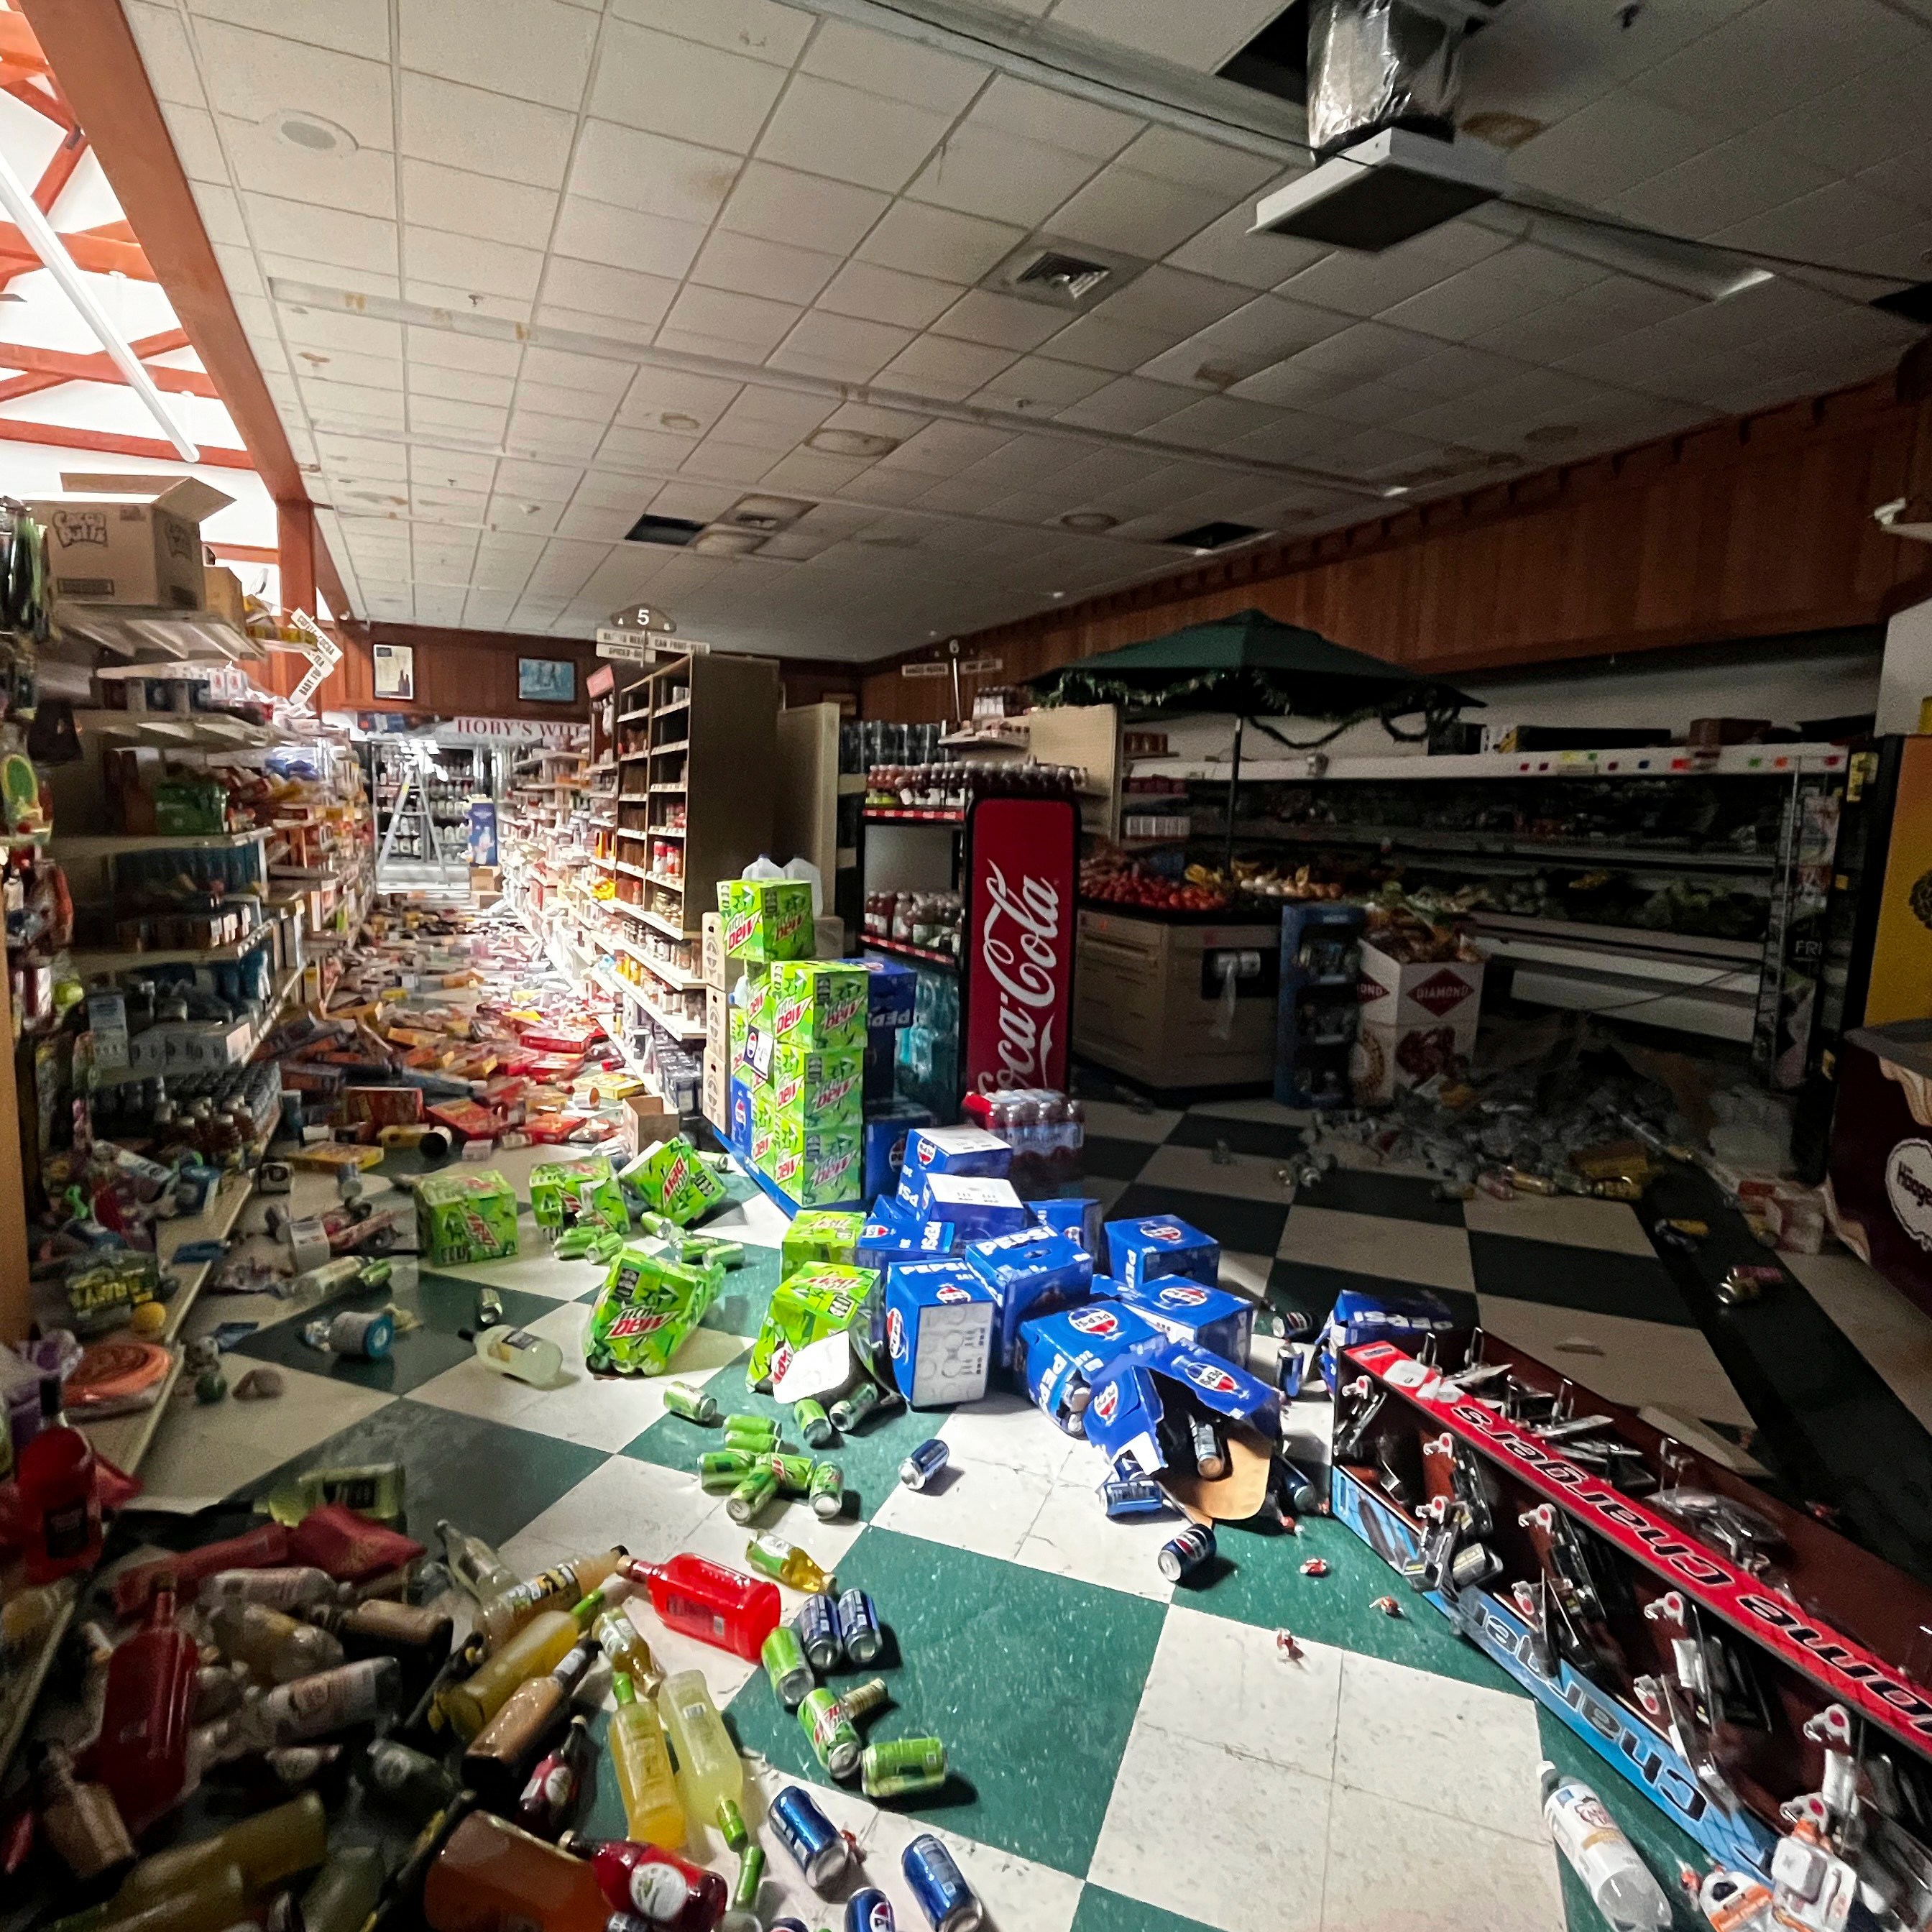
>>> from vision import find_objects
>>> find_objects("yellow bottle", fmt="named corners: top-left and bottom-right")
top-left (745, 1532), bottom-right (833, 1593)
top-left (592, 1603), bottom-right (659, 1694)
top-left (111, 1795), bottom-right (326, 1908)
top-left (607, 1672), bottom-right (686, 1849)
top-left (658, 1669), bottom-right (742, 1825)
top-left (442, 1596), bottom-right (596, 1742)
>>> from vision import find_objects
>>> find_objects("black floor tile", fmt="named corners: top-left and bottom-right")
top-left (1467, 1230), bottom-right (1695, 1326)
top-left (1267, 1258), bottom-right (1478, 1336)
top-left (1167, 1113), bottom-right (1307, 1162)
top-left (1106, 1182), bottom-right (1290, 1262)
top-left (1079, 1133), bottom-right (1159, 1182)
top-left (1285, 1166), bottom-right (1467, 1227)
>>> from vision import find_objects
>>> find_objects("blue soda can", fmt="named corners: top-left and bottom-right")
top-left (769, 1784), bottom-right (850, 1892)
top-left (899, 1437), bottom-right (949, 1490)
top-left (903, 1834), bottom-right (982, 1932)
top-left (846, 1888), bottom-right (897, 1932)
top-left (795, 1590), bottom-right (842, 1672)
top-left (770, 1923), bottom-right (811, 1932)
top-left (837, 1586), bottom-right (883, 1666)
top-left (1099, 1477), bottom-right (1167, 1518)
top-left (1158, 1522), bottom-right (1217, 1583)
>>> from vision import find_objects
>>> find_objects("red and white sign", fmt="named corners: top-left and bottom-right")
top-left (1349, 1340), bottom-right (1932, 1755)
top-left (1356, 939), bottom-right (1484, 1028)
top-left (964, 796), bottom-right (1076, 1098)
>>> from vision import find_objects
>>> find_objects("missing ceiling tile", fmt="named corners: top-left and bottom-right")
top-left (1163, 520), bottom-right (1266, 552)
top-left (624, 512), bottom-right (706, 547)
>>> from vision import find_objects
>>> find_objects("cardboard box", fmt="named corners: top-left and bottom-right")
top-left (1351, 1015), bottom-right (1478, 1105)
top-left (1356, 942), bottom-right (1484, 1030)
top-left (747, 1262), bottom-right (876, 1384)
top-left (706, 988), bottom-right (730, 1064)
top-left (203, 564), bottom-right (247, 630)
top-left (584, 1247), bottom-right (717, 1376)
top-left (34, 478), bottom-right (229, 610)
top-left (625, 1136), bottom-right (728, 1225)
top-left (768, 961), bottom-right (868, 1052)
top-left (782, 1209), bottom-right (868, 1275)
top-left (620, 1091), bottom-right (679, 1158)
top-left (702, 1049), bottom-right (727, 1131)
top-left (813, 914), bottom-right (847, 960)
top-left (728, 1076), bottom-right (754, 1154)
top-left (529, 1155), bottom-right (627, 1233)
top-left (416, 1169), bottom-right (520, 1267)
top-left (1031, 1196), bottom-right (1102, 1256)
top-left (860, 1099), bottom-right (936, 1202)
top-left (895, 1125), bottom-right (1013, 1213)
top-left (717, 878), bottom-right (814, 961)
top-left (1103, 1276), bottom-right (1254, 1366)
top-left (769, 1044), bottom-right (862, 1128)
top-left (1103, 1215), bottom-right (1220, 1295)
top-left (962, 1224), bottom-right (1095, 1366)
top-left (922, 1173), bottom-right (1031, 1241)
top-left (1021, 1301), bottom-right (1161, 1435)
top-left (702, 914), bottom-right (755, 995)
top-left (884, 1259), bottom-right (996, 1407)
top-left (860, 957), bottom-right (917, 1032)
top-left (768, 1126), bottom-right (862, 1208)
top-left (857, 1214), bottom-right (956, 1274)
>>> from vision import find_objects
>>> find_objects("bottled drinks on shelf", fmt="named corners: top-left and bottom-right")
top-left (864, 760), bottom-right (1085, 811)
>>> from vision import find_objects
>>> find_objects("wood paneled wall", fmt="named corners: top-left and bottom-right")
top-left (258, 623), bottom-right (597, 722)
top-left (862, 373), bottom-right (1932, 722)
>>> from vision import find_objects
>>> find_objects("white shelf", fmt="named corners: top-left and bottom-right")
top-left (70, 927), bottom-right (280, 971)
top-left (54, 827), bottom-right (272, 855)
top-left (75, 709), bottom-right (277, 749)
top-left (93, 965), bottom-right (303, 1087)
top-left (1133, 742), bottom-right (1852, 784)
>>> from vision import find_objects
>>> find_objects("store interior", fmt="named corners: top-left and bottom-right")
top-left (6, 2), bottom-right (1932, 1930)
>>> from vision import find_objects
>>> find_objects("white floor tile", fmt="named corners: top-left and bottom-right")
top-left (132, 1366), bottom-right (395, 1513)
top-left (1136, 1142), bottom-right (1297, 1205)
top-left (1333, 1650), bottom-right (1547, 1842)
top-left (1083, 1099), bottom-right (1184, 1144)
top-left (500, 1454), bottom-right (717, 1576)
top-left (1788, 1250), bottom-right (1932, 1433)
top-left (1278, 1205), bottom-right (1476, 1293)
top-left (707, 1187), bottom-right (794, 1249)
top-left (1013, 1475), bottom-right (1180, 1602)
top-left (426, 1241), bottom-right (602, 1300)
top-left (1188, 1098), bottom-right (1313, 1128)
top-left (1217, 1250), bottom-right (1277, 1301)
top-left (868, 1453), bottom-right (1052, 1564)
top-left (681, 1486), bottom-right (868, 1619)
top-left (1136, 1605), bottom-right (1341, 1780)
top-left (937, 1389), bottom-right (1091, 1481)
top-left (1091, 1723), bottom-right (1331, 1932)
top-left (1087, 1175), bottom-right (1129, 1213)
top-left (1319, 1784), bottom-right (1565, 1932)
top-left (1461, 1191), bottom-right (1655, 1256)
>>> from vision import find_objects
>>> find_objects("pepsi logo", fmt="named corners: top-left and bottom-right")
top-left (1092, 1381), bottom-right (1120, 1422)
top-left (917, 1143), bottom-right (938, 1167)
top-left (1159, 1284), bottom-right (1210, 1307)
top-left (1069, 1307), bottom-right (1120, 1336)
top-left (887, 1309), bottom-right (906, 1358)
top-left (936, 1284), bottom-right (971, 1303)
top-left (1143, 1222), bottom-right (1187, 1242)
top-left (1182, 1359), bottom-right (1239, 1396)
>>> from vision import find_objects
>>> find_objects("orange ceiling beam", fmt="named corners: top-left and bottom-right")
top-left (0, 416), bottom-right (250, 466)
top-left (0, 336), bottom-right (216, 399)
top-left (0, 12), bottom-right (49, 72)
top-left (0, 324), bottom-right (185, 403)
top-left (0, 220), bottom-right (149, 277)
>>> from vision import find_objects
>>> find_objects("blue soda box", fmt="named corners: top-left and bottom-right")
top-left (861, 1099), bottom-right (937, 1202)
top-left (883, 1259), bottom-right (996, 1407)
top-left (1103, 1276), bottom-right (1254, 1367)
top-left (1085, 1340), bottom-right (1282, 1481)
top-left (919, 1172), bottom-right (1031, 1241)
top-left (857, 1215), bottom-right (957, 1274)
top-left (962, 1224), bottom-right (1095, 1367)
top-left (1319, 1283), bottom-right (1461, 1392)
top-left (1103, 1215), bottom-right (1220, 1294)
top-left (728, 1077), bottom-right (755, 1154)
top-left (896, 1125), bottom-right (1012, 1212)
top-left (861, 956), bottom-right (917, 1031)
top-left (1020, 1300), bottom-right (1160, 1435)
top-left (1031, 1196), bottom-right (1102, 1256)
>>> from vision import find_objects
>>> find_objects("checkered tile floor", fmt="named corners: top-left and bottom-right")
top-left (117, 1085), bottom-right (1932, 1932)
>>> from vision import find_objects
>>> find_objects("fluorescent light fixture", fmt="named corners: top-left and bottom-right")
top-left (1251, 129), bottom-right (1507, 252)
top-left (0, 147), bottom-right (201, 461)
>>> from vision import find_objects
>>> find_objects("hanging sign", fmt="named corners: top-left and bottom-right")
top-left (963, 798), bottom-right (1077, 1098)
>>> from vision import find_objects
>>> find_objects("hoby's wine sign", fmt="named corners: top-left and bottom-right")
top-left (964, 797), bottom-right (1076, 1095)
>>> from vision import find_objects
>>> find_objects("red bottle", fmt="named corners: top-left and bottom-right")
top-left (17, 1376), bottom-right (101, 1584)
top-left (93, 1584), bottom-right (198, 1835)
top-left (620, 1555), bottom-right (778, 1662)
top-left (579, 1838), bottom-right (727, 1931)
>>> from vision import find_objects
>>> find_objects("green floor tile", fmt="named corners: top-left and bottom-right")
top-left (1184, 1512), bottom-right (1524, 1697)
top-left (1072, 1886), bottom-right (1219, 1932)
top-left (726, 1526), bottom-right (1164, 1873)
top-left (622, 1359), bottom-right (932, 1522)
top-left (704, 1246), bottom-right (784, 1339)
top-left (249, 1402), bottom-right (606, 1550)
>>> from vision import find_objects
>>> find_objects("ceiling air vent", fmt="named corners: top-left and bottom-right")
top-left (1015, 252), bottom-right (1115, 303)
top-left (989, 236), bottom-right (1148, 312)
top-left (624, 512), bottom-right (705, 547)
top-left (1164, 521), bottom-right (1266, 553)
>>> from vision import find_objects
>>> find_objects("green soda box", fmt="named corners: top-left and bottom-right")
top-left (585, 1247), bottom-right (717, 1376)
top-left (529, 1155), bottom-right (628, 1233)
top-left (717, 879), bottom-right (814, 962)
top-left (747, 1261), bottom-right (878, 1384)
top-left (417, 1169), bottom-right (520, 1267)
top-left (769, 1044), bottom-right (862, 1128)
top-left (770, 1126), bottom-right (862, 1208)
top-left (627, 1135), bottom-right (730, 1226)
top-left (768, 962), bottom-right (868, 1052)
top-left (781, 1209), bottom-right (867, 1275)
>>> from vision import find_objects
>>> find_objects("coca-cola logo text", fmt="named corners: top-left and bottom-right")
top-left (978, 860), bottom-right (1063, 1089)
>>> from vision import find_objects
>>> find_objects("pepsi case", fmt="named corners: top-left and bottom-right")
top-left (903, 1834), bottom-right (982, 1932)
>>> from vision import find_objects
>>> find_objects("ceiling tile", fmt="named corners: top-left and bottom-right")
top-left (284, 343), bottom-right (400, 390)
top-left (760, 449), bottom-right (879, 492)
top-left (1138, 292), bottom-right (1352, 390)
top-left (495, 458), bottom-right (581, 496)
top-left (1512, 91), bottom-right (1718, 203)
top-left (410, 362), bottom-right (516, 407)
top-left (1040, 309), bottom-right (1185, 373)
top-left (801, 17), bottom-right (988, 111)
top-left (1274, 219), bottom-right (1509, 318)
top-left (550, 198), bottom-right (708, 280)
top-left (879, 420), bottom-right (1016, 476)
top-left (768, 310), bottom-right (916, 382)
top-left (708, 387), bottom-right (834, 448)
top-left (400, 71), bottom-right (575, 188)
top-left (405, 226), bottom-right (545, 300)
top-left (908, 124), bottom-right (1105, 226)
top-left (520, 347), bottom-right (632, 397)
top-left (159, 104), bottom-right (229, 185)
top-left (401, 160), bottom-right (556, 249)
top-left (571, 120), bottom-right (741, 224)
top-left (402, 281), bottom-right (528, 323)
top-left (409, 393), bottom-right (511, 438)
top-left (1047, 162), bottom-right (1227, 258)
top-left (188, 0), bottom-right (391, 60)
top-left (615, 370), bottom-right (754, 437)
top-left (1713, 179), bottom-right (1928, 262)
top-left (538, 258), bottom-right (681, 330)
top-left (967, 73), bottom-right (1141, 160)
top-left (758, 74), bottom-right (956, 193)
top-left (211, 114), bottom-right (396, 216)
top-left (397, 0), bottom-right (596, 109)
top-left (508, 410), bottom-right (599, 459)
top-left (1377, 244), bottom-right (1608, 343)
top-left (690, 229), bottom-right (842, 306)
top-left (1164, 190), bottom-right (1328, 292)
top-left (513, 380), bottom-right (620, 424)
top-left (876, 334), bottom-right (1020, 400)
top-left (819, 262), bottom-right (962, 330)
top-left (194, 183), bottom-right (247, 248)
top-left (607, 0), bottom-right (813, 68)
top-left (857, 200), bottom-right (1026, 281)
top-left (127, 4), bottom-right (206, 107)
top-left (191, 20), bottom-right (392, 147)
top-left (590, 18), bottom-right (792, 152)
top-left (1854, 139), bottom-right (1932, 217)
top-left (241, 193), bottom-right (397, 276)
top-left (679, 438), bottom-right (781, 484)
top-left (660, 284), bottom-right (804, 356)
top-left (1044, 0), bottom-right (1289, 74)
top-left (1610, 134), bottom-right (1836, 237)
top-left (1054, 373), bottom-right (1196, 433)
top-left (406, 325), bottom-right (524, 377)
top-left (1466, 276), bottom-right (1701, 366)
top-left (1094, 264), bottom-right (1256, 337)
top-left (719, 161), bottom-right (891, 254)
top-left (1113, 126), bottom-right (1276, 200)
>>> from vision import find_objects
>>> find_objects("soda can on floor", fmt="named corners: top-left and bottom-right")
top-left (794, 1397), bottom-right (834, 1447)
top-left (841, 1676), bottom-right (889, 1722)
top-left (902, 1834), bottom-right (982, 1932)
top-left (732, 1844), bottom-right (766, 1911)
top-left (899, 1438), bottom-right (949, 1491)
top-left (830, 1382), bottom-right (883, 1432)
top-left (1157, 1523), bottom-right (1217, 1583)
top-left (699, 1450), bottom-right (755, 1493)
top-left (846, 1889), bottom-right (897, 1932)
top-left (761, 1624), bottom-right (814, 1710)
top-left (862, 1736), bottom-right (947, 1800)
top-left (770, 1922), bottom-right (811, 1932)
top-left (727, 1467), bottom-right (779, 1524)
top-left (836, 1588), bottom-right (882, 1666)
top-left (809, 1461), bottom-right (845, 1522)
top-left (799, 1685), bottom-right (862, 1779)
top-left (663, 1382), bottom-right (718, 1424)
top-left (795, 1591), bottom-right (842, 1672)
top-left (717, 1797), bottom-right (750, 1852)
top-left (768, 1785), bottom-right (849, 1892)
top-left (1099, 1478), bottom-right (1167, 1518)
top-left (769, 1452), bottom-right (816, 1494)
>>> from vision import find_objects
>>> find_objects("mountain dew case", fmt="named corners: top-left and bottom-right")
top-left (627, 1135), bottom-right (730, 1226)
top-left (748, 1264), bottom-right (877, 1384)
top-left (416, 1169), bottom-right (519, 1266)
top-left (769, 1045), bottom-right (863, 1129)
top-left (718, 878), bottom-right (814, 962)
top-left (585, 1246), bottom-right (717, 1376)
top-left (769, 1128), bottom-right (862, 1208)
top-left (783, 1210), bottom-right (868, 1275)
top-left (529, 1155), bottom-right (628, 1233)
top-left (768, 961), bottom-right (868, 1052)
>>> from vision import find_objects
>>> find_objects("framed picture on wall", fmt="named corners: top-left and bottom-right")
top-left (372, 642), bottom-right (415, 699)
top-left (518, 658), bottom-right (576, 704)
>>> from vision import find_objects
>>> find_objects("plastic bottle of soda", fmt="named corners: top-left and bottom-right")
top-left (657, 1669), bottom-right (744, 1825)
top-left (606, 1673), bottom-right (686, 1849)
top-left (1541, 1766), bottom-right (1672, 1931)
top-left (620, 1555), bottom-right (780, 1662)
top-left (96, 1584), bottom-right (199, 1835)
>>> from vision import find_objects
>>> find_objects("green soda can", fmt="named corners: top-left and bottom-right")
top-left (840, 1676), bottom-right (889, 1723)
top-left (699, 1450), bottom-right (755, 1493)
top-left (799, 1686), bottom-right (861, 1780)
top-left (829, 1383), bottom-right (882, 1432)
top-left (724, 1412), bottom-right (780, 1444)
top-left (727, 1467), bottom-right (778, 1525)
top-left (717, 1798), bottom-right (750, 1852)
top-left (861, 1737), bottom-right (948, 1800)
top-left (768, 1452), bottom-right (816, 1495)
top-left (663, 1382), bottom-right (719, 1424)
top-left (793, 1399), bottom-right (834, 1448)
top-left (760, 1624), bottom-right (814, 1711)
top-left (732, 1844), bottom-right (765, 1911)
top-left (808, 1462), bottom-right (845, 1522)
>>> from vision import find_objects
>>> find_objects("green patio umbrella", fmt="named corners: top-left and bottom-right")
top-left (1030, 608), bottom-right (1476, 869)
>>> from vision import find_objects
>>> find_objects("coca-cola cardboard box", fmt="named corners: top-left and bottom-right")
top-left (1357, 942), bottom-right (1484, 1029)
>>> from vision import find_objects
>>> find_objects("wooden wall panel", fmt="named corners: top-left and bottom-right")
top-left (860, 372), bottom-right (1932, 722)
top-left (258, 625), bottom-right (597, 723)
